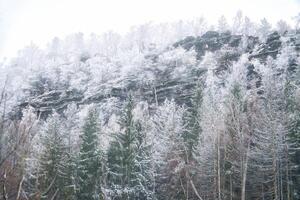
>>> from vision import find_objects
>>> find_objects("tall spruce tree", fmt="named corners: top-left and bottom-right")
top-left (151, 99), bottom-right (186, 200)
top-left (224, 84), bottom-right (247, 200)
top-left (286, 81), bottom-right (300, 199)
top-left (183, 83), bottom-right (203, 161)
top-left (61, 104), bottom-right (79, 200)
top-left (107, 95), bottom-right (153, 200)
top-left (133, 119), bottom-right (154, 200)
top-left (38, 113), bottom-right (66, 200)
top-left (77, 107), bottom-right (103, 200)
top-left (179, 84), bottom-right (204, 200)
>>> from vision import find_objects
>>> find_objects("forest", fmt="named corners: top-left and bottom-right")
top-left (0, 12), bottom-right (300, 200)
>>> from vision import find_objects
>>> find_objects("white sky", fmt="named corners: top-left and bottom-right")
top-left (0, 0), bottom-right (299, 59)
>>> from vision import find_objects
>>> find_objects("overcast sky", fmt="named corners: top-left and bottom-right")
top-left (0, 0), bottom-right (299, 59)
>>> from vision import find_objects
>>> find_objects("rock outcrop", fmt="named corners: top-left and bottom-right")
top-left (15, 31), bottom-right (299, 119)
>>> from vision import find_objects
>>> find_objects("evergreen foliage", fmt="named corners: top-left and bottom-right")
top-left (77, 108), bottom-right (103, 200)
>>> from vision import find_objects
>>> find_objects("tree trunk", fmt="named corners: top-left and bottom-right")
top-left (217, 132), bottom-right (221, 200)
top-left (241, 142), bottom-right (250, 200)
top-left (16, 175), bottom-right (25, 200)
top-left (2, 170), bottom-right (8, 200)
top-left (230, 174), bottom-right (233, 200)
top-left (285, 141), bottom-right (291, 200)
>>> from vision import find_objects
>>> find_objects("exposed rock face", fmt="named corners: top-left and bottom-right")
top-left (250, 32), bottom-right (282, 60)
top-left (246, 64), bottom-right (263, 94)
top-left (16, 89), bottom-right (84, 119)
top-left (16, 31), bottom-right (299, 119)
top-left (174, 31), bottom-right (259, 59)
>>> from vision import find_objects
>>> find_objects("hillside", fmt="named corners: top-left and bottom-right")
top-left (0, 20), bottom-right (300, 200)
top-left (9, 31), bottom-right (299, 118)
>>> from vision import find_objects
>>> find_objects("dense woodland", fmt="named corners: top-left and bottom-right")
top-left (0, 12), bottom-right (300, 200)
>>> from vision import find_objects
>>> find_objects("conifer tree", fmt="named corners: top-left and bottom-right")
top-left (224, 84), bottom-right (247, 200)
top-left (179, 84), bottom-right (204, 200)
top-left (151, 99), bottom-right (186, 200)
top-left (133, 119), bottom-right (154, 200)
top-left (61, 104), bottom-right (79, 200)
top-left (285, 81), bottom-right (300, 199)
top-left (183, 83), bottom-right (203, 161)
top-left (77, 107), bottom-right (103, 200)
top-left (107, 95), bottom-right (153, 200)
top-left (38, 113), bottom-right (66, 200)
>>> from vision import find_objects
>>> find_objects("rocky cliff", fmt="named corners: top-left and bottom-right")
top-left (15, 31), bottom-right (300, 119)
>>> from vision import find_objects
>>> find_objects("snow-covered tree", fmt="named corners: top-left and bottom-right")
top-left (77, 107), bottom-right (103, 200)
top-left (217, 15), bottom-right (230, 33)
top-left (293, 13), bottom-right (300, 30)
top-left (0, 13), bottom-right (299, 200)
top-left (258, 18), bottom-right (272, 41)
top-left (276, 20), bottom-right (291, 35)
top-left (151, 99), bottom-right (186, 200)
top-left (224, 83), bottom-right (251, 200)
top-left (183, 83), bottom-right (203, 161)
top-left (61, 104), bottom-right (80, 200)
top-left (37, 113), bottom-right (66, 199)
top-left (198, 81), bottom-right (225, 200)
top-left (232, 10), bottom-right (243, 35)
top-left (242, 16), bottom-right (256, 36)
top-left (190, 17), bottom-right (208, 36)
top-left (107, 95), bottom-right (154, 200)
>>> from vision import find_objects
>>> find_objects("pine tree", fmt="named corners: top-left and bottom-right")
top-left (134, 119), bottom-right (154, 200)
top-left (77, 107), bottom-right (103, 200)
top-left (151, 99), bottom-right (186, 200)
top-left (177, 84), bottom-right (204, 200)
top-left (107, 95), bottom-right (153, 200)
top-left (258, 18), bottom-right (272, 41)
top-left (248, 57), bottom-right (292, 200)
top-left (38, 113), bottom-right (66, 200)
top-left (287, 99), bottom-right (300, 199)
top-left (61, 104), bottom-right (79, 200)
top-left (62, 151), bottom-right (77, 200)
top-left (224, 84), bottom-right (248, 200)
top-left (183, 83), bottom-right (203, 161)
top-left (217, 15), bottom-right (229, 33)
top-left (286, 78), bottom-right (300, 199)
